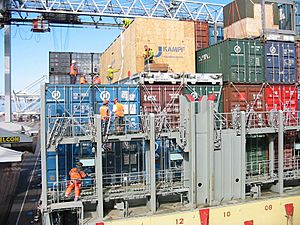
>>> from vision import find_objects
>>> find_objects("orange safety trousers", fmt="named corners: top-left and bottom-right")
top-left (65, 180), bottom-right (82, 198)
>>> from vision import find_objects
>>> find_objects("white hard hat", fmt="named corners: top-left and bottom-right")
top-left (108, 65), bottom-right (112, 68)
top-left (72, 60), bottom-right (76, 64)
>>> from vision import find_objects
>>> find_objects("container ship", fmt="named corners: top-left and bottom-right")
top-left (1, 0), bottom-right (300, 224)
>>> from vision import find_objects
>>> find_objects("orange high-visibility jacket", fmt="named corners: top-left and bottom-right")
top-left (80, 76), bottom-right (87, 84)
top-left (70, 64), bottom-right (78, 75)
top-left (94, 76), bottom-right (101, 84)
top-left (69, 168), bottom-right (86, 180)
top-left (115, 102), bottom-right (124, 117)
top-left (100, 105), bottom-right (109, 120)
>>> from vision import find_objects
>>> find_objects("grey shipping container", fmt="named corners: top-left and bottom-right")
top-left (196, 39), bottom-right (264, 83)
top-left (49, 52), bottom-right (101, 77)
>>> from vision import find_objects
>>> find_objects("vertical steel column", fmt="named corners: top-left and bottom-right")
top-left (269, 135), bottom-right (274, 178)
top-left (207, 100), bottom-right (214, 205)
top-left (271, 111), bottom-right (284, 193)
top-left (214, 22), bottom-right (217, 44)
top-left (277, 111), bottom-right (284, 194)
top-left (4, 25), bottom-right (12, 122)
top-left (149, 113), bottom-right (156, 213)
top-left (40, 84), bottom-right (48, 209)
top-left (240, 112), bottom-right (246, 199)
top-left (95, 115), bottom-right (104, 219)
top-left (189, 102), bottom-right (196, 208)
top-left (261, 0), bottom-right (266, 36)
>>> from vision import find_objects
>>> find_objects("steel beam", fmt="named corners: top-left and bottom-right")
top-left (240, 111), bottom-right (246, 200)
top-left (149, 113), bottom-right (156, 213)
top-left (40, 84), bottom-right (48, 210)
top-left (271, 111), bottom-right (284, 194)
top-left (277, 111), bottom-right (284, 194)
top-left (95, 115), bottom-right (104, 219)
top-left (4, 25), bottom-right (11, 122)
top-left (7, 0), bottom-right (224, 25)
top-left (269, 135), bottom-right (275, 178)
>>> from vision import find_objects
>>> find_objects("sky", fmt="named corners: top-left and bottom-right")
top-left (0, 26), bottom-right (121, 94)
top-left (0, 0), bottom-right (231, 94)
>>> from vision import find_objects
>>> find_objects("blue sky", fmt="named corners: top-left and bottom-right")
top-left (0, 0), bottom-right (231, 94)
top-left (0, 26), bottom-right (121, 93)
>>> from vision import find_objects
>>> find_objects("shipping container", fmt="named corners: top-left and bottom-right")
top-left (183, 84), bottom-right (223, 112)
top-left (140, 84), bottom-right (183, 114)
top-left (47, 143), bottom-right (95, 188)
top-left (49, 52), bottom-right (71, 75)
top-left (209, 25), bottom-right (224, 45)
top-left (222, 84), bottom-right (265, 113)
top-left (246, 135), bottom-right (268, 175)
top-left (264, 41), bottom-right (297, 84)
top-left (45, 84), bottom-right (141, 134)
top-left (223, 0), bottom-right (279, 39)
top-left (194, 21), bottom-right (209, 51)
top-left (196, 39), bottom-right (264, 83)
top-left (274, 131), bottom-right (297, 171)
top-left (49, 52), bottom-right (101, 84)
top-left (265, 84), bottom-right (298, 124)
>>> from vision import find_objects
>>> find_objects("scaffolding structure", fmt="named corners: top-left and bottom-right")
top-left (40, 83), bottom-right (300, 224)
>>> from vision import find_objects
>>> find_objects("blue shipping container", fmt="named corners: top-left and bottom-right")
top-left (209, 25), bottom-right (224, 45)
top-left (264, 41), bottom-right (297, 84)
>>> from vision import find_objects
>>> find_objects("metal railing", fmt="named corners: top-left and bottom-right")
top-left (49, 175), bottom-right (97, 204)
top-left (246, 159), bottom-right (276, 184)
top-left (283, 156), bottom-right (300, 180)
top-left (246, 156), bottom-right (300, 184)
top-left (156, 167), bottom-right (188, 194)
top-left (215, 110), bottom-right (300, 131)
top-left (46, 113), bottom-right (182, 147)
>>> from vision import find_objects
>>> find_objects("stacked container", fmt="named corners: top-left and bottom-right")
top-left (49, 52), bottom-right (101, 84)
top-left (45, 84), bottom-right (141, 188)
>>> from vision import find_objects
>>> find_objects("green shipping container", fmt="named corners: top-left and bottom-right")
top-left (246, 135), bottom-right (268, 174)
top-left (196, 39), bottom-right (264, 84)
top-left (183, 85), bottom-right (223, 112)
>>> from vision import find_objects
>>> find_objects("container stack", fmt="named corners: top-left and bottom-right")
top-left (196, 0), bottom-right (298, 176)
top-left (49, 52), bottom-right (101, 84)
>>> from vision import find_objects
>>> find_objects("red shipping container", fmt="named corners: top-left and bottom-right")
top-left (274, 131), bottom-right (297, 171)
top-left (140, 84), bottom-right (183, 130)
top-left (223, 84), bottom-right (265, 113)
top-left (194, 21), bottom-right (209, 51)
top-left (265, 85), bottom-right (298, 125)
top-left (140, 84), bottom-right (183, 114)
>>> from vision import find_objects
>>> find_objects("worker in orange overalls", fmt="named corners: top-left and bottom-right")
top-left (113, 98), bottom-right (125, 134)
top-left (70, 60), bottom-right (78, 84)
top-left (65, 162), bottom-right (87, 201)
top-left (79, 74), bottom-right (88, 84)
top-left (93, 75), bottom-right (101, 85)
top-left (100, 100), bottom-right (110, 135)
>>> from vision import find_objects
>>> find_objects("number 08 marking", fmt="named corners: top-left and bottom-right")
top-left (265, 205), bottom-right (272, 211)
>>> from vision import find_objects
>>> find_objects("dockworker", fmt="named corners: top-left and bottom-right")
top-left (122, 18), bottom-right (132, 29)
top-left (70, 60), bottom-right (78, 84)
top-left (113, 98), bottom-right (125, 134)
top-left (93, 75), bottom-right (101, 85)
top-left (100, 100), bottom-right (110, 135)
top-left (143, 45), bottom-right (154, 64)
top-left (79, 74), bottom-right (88, 84)
top-left (65, 162), bottom-right (87, 201)
top-left (107, 65), bottom-right (119, 84)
